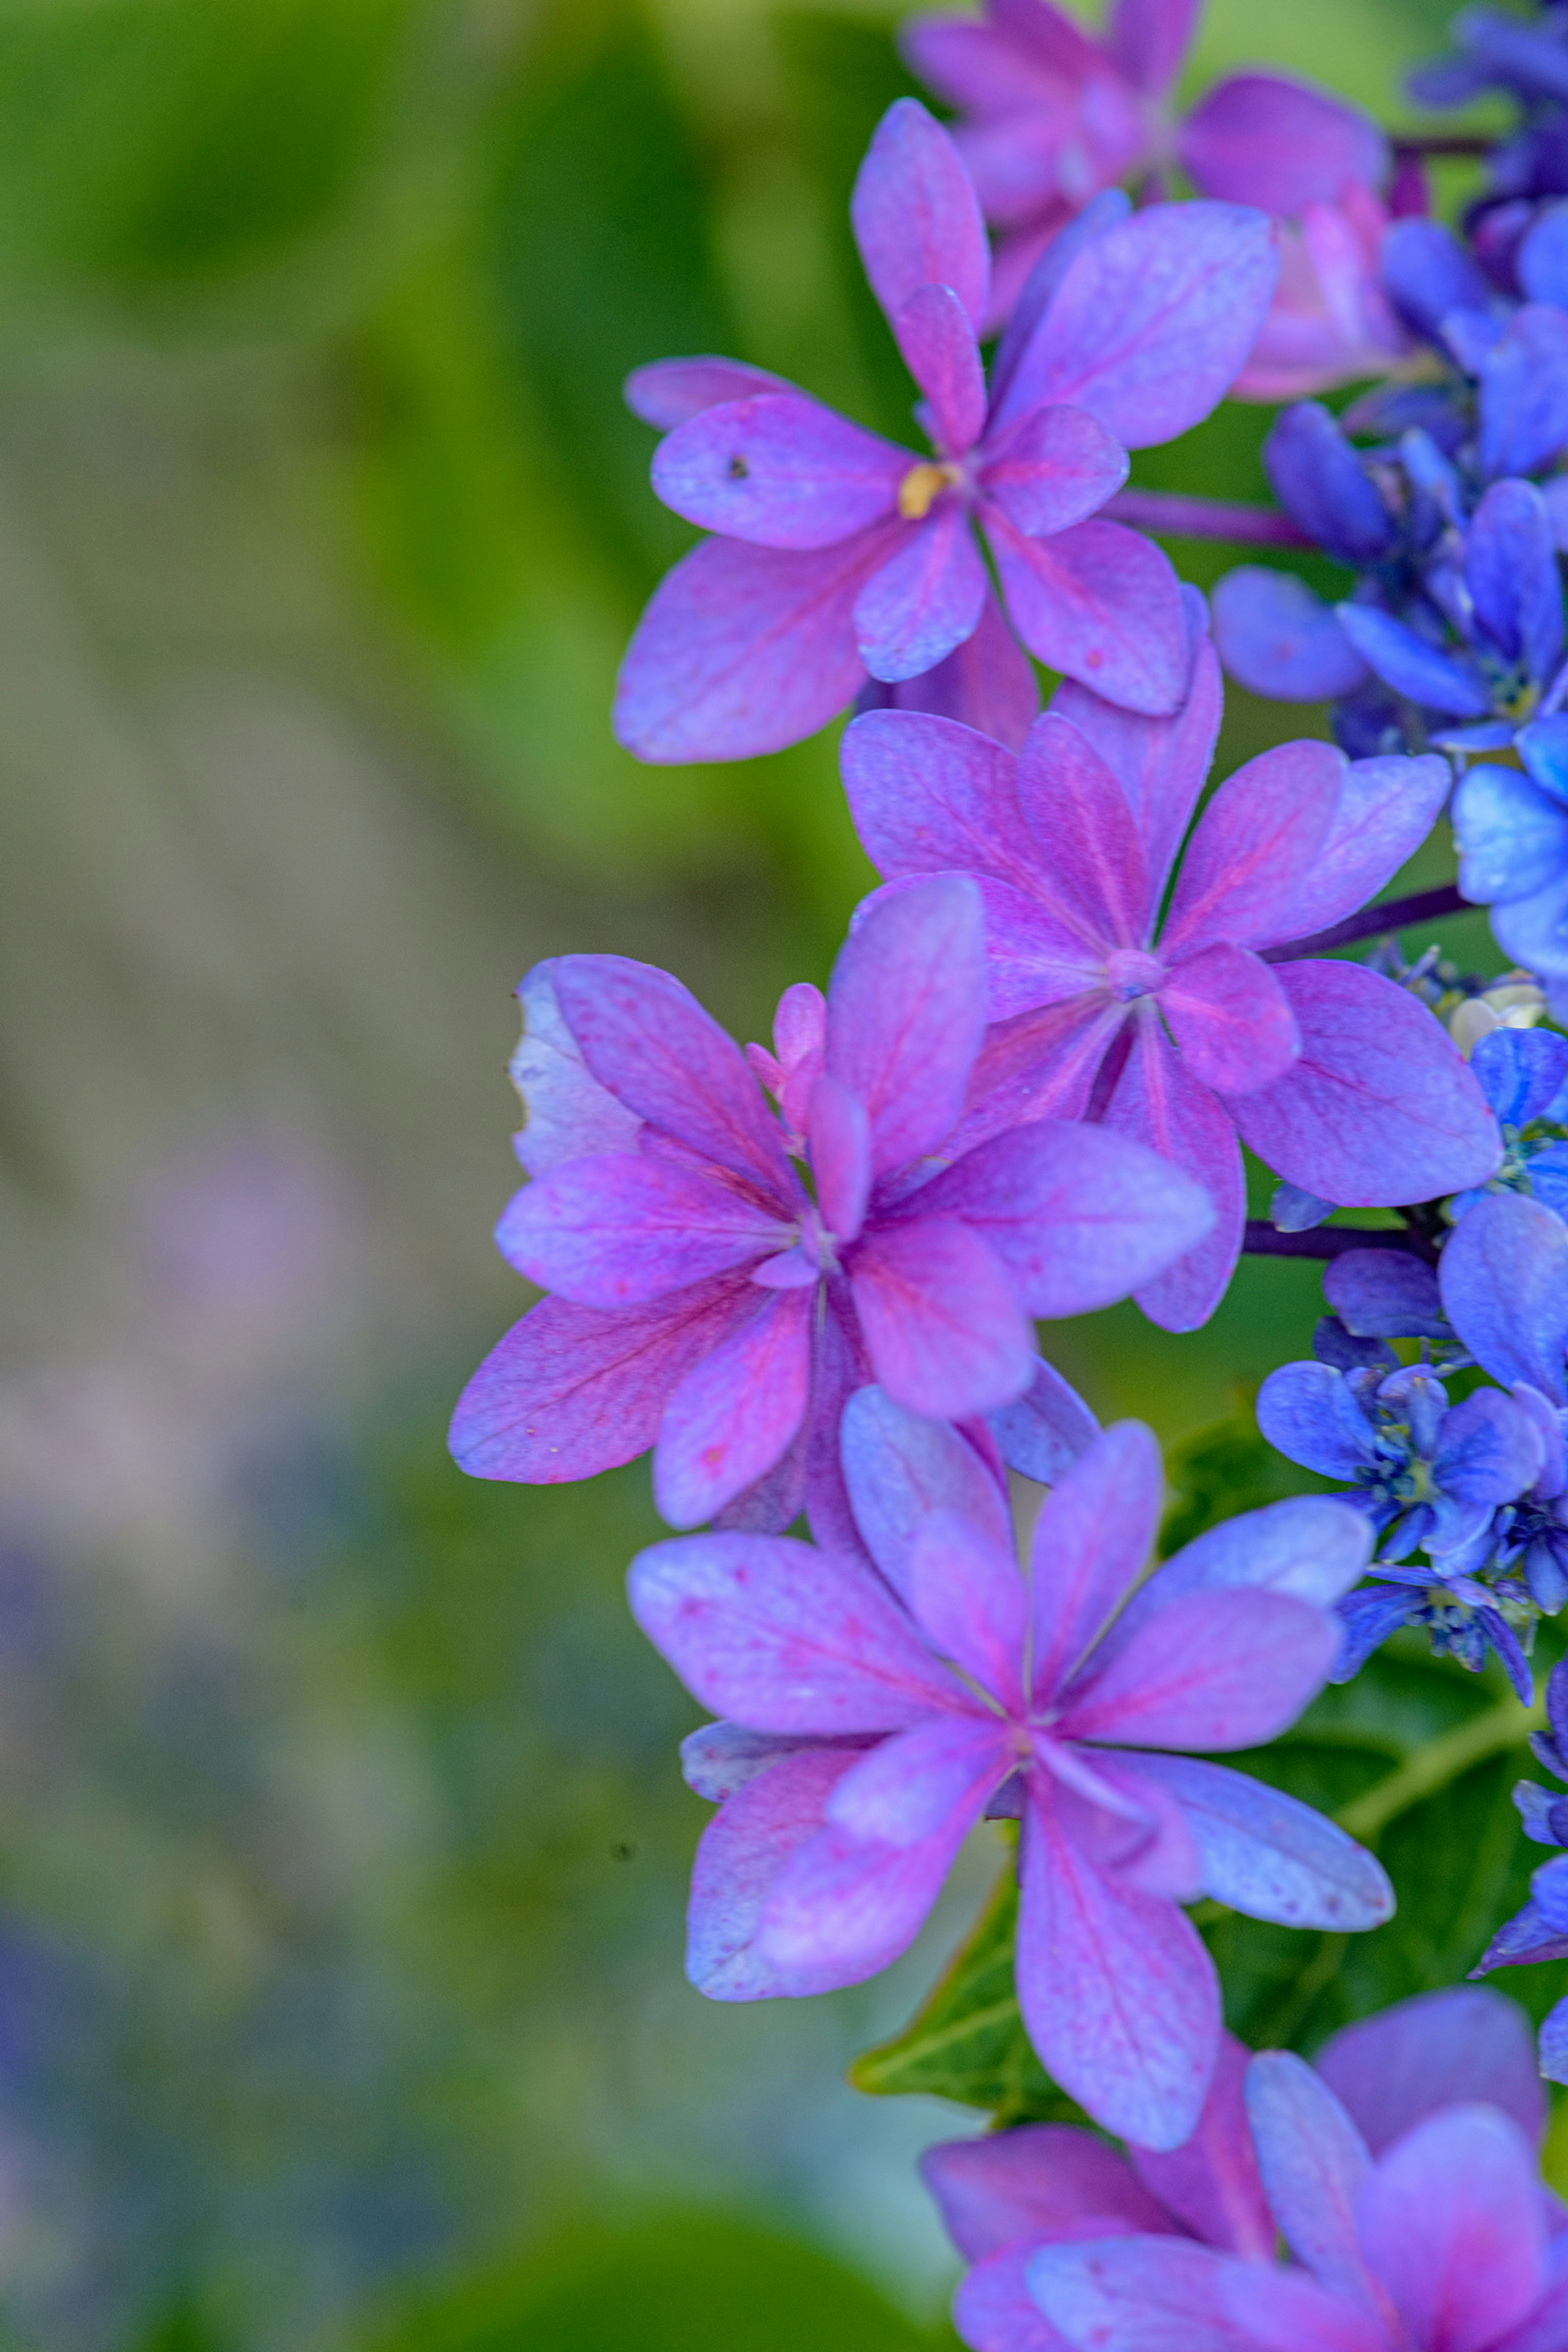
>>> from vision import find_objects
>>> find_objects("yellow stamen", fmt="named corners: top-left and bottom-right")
top-left (898, 460), bottom-right (960, 521)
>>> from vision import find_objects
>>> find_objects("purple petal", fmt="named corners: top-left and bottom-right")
top-left (681, 1721), bottom-right (850, 1802)
top-left (1130, 2033), bottom-right (1275, 2260)
top-left (654, 1286), bottom-right (813, 1525)
top-left (1481, 305), bottom-right (1568, 482)
top-left (893, 282), bottom-right (987, 453)
top-left (991, 191), bottom-right (1137, 409)
top-left (907, 1114), bottom-right (1216, 1317)
top-left (1052, 597), bottom-right (1221, 915)
top-left (841, 708), bottom-right (1034, 888)
top-left (980, 404), bottom-right (1129, 539)
top-left (898, 12), bottom-right (1089, 114)
top-left (922, 2125), bottom-right (1173, 2264)
top-left (1151, 1495), bottom-right (1374, 1610)
top-left (1015, 710), bottom-right (1151, 947)
top-left (862, 589), bottom-right (1041, 748)
top-left (1016, 1793), bottom-right (1220, 2149)
top-left (996, 203), bottom-right (1278, 450)
top-left (1129, 1754), bottom-right (1392, 1929)
top-left (851, 98), bottom-right (990, 336)
top-left (827, 873), bottom-right (987, 1175)
top-left (850, 1216), bottom-right (1034, 1417)
top-left (1355, 2107), bottom-right (1548, 2352)
top-left (1256, 1360), bottom-right (1377, 1480)
top-left (988, 1354), bottom-right (1101, 1484)
top-left (552, 955), bottom-right (794, 1197)
top-left (1029, 1422), bottom-right (1165, 1703)
top-left (1439, 1194), bottom-right (1568, 1403)
top-left (807, 1073), bottom-right (871, 1243)
top-left (652, 393), bottom-right (908, 548)
top-left (1230, 960), bottom-right (1501, 1204)
top-left (448, 1278), bottom-right (752, 1482)
top-left (1225, 2265), bottom-right (1389, 2352)
top-left (958, 995), bottom-right (1127, 1139)
top-left (1212, 566), bottom-right (1370, 702)
top-left (953, 2245), bottom-right (1077, 2352)
top-left (1271, 751), bottom-right (1451, 944)
top-left (1160, 740), bottom-right (1343, 954)
top-left (614, 525), bottom-right (893, 763)
top-left (1102, 1019), bottom-right (1245, 1334)
top-left (625, 355), bottom-right (796, 428)
top-left (1108, 0), bottom-right (1200, 93)
top-left (1027, 2239), bottom-right (1242, 2352)
top-left (686, 1745), bottom-right (867, 1997)
top-left (1380, 217), bottom-right (1490, 339)
top-left (1243, 2051), bottom-right (1374, 2301)
top-left (988, 512), bottom-right (1189, 716)
top-left (908, 1509), bottom-right (1029, 1711)
top-left (1434, 1387), bottom-right (1545, 1505)
top-left (1468, 479), bottom-right (1565, 687)
top-left (498, 1154), bottom-right (788, 1306)
top-left (1314, 1987), bottom-right (1548, 2156)
top-left (1332, 604), bottom-right (1491, 718)
top-left (826, 1708), bottom-right (1010, 1844)
top-left (839, 1382), bottom-right (1010, 1602)
top-left (803, 1285), bottom-right (875, 1557)
top-left (1323, 1248), bottom-right (1447, 1341)
top-left (855, 503), bottom-right (989, 682)
top-left (1060, 1588), bottom-right (1337, 1750)
top-left (626, 1528), bottom-right (963, 1731)
top-left (511, 959), bottom-right (643, 1177)
top-left (757, 1801), bottom-right (977, 1986)
top-left (1178, 73), bottom-right (1387, 212)
top-left (1160, 943), bottom-right (1300, 1095)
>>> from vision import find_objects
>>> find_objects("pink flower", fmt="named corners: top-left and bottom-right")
top-left (1234, 185), bottom-right (1413, 401)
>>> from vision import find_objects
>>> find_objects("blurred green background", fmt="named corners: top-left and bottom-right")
top-left (0, 0), bottom-right (1536, 2346)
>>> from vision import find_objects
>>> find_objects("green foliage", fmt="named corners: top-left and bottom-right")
top-left (1160, 1405), bottom-right (1327, 1557)
top-left (359, 2212), bottom-right (956, 2352)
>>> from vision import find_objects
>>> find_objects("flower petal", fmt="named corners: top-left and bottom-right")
top-left (1027, 2239), bottom-right (1247, 2352)
top-left (893, 281), bottom-right (987, 453)
top-left (1129, 1753), bottom-right (1393, 1929)
top-left (1212, 565), bottom-right (1369, 702)
top-left (1243, 2051), bottom-right (1376, 2301)
top-left (1472, 1029), bottom-right (1568, 1128)
top-left (1155, 1495), bottom-right (1373, 1613)
top-left (1439, 1193), bottom-right (1568, 1403)
top-left (1060, 1588), bottom-right (1338, 1750)
top-left (1256, 1359), bottom-right (1378, 1479)
top-left (757, 1801), bottom-right (978, 1985)
top-left (840, 707), bottom-right (1035, 888)
top-left (850, 1216), bottom-right (1034, 1417)
top-left (907, 1509), bottom-right (1030, 1708)
top-left (1314, 1986), bottom-right (1548, 2156)
top-left (953, 2245), bottom-right (1080, 2352)
top-left (1433, 1387), bottom-right (1544, 1506)
top-left (1029, 1422), bottom-right (1165, 1702)
top-left (1454, 763), bottom-right (1568, 906)
top-left (1108, 0), bottom-right (1200, 94)
top-left (654, 1286), bottom-right (813, 1525)
top-left (1355, 2106), bottom-right (1548, 2352)
top-left (922, 2125), bottom-right (1173, 2264)
top-left (511, 958), bottom-right (643, 1177)
top-left (980, 403), bottom-right (1129, 539)
top-left (498, 1153), bottom-right (789, 1306)
top-left (826, 1708), bottom-right (1010, 1845)
top-left (1333, 603), bottom-right (1491, 717)
top-left (854, 503), bottom-right (989, 682)
top-left (1160, 740), bottom-right (1343, 954)
top-left (1160, 943), bottom-right (1299, 1095)
top-left (626, 1527), bottom-right (962, 1731)
top-left (851, 97), bottom-right (990, 335)
top-left (1015, 710), bottom-right (1151, 947)
top-left (1101, 1018), bottom-right (1245, 1334)
top-left (1178, 73), bottom-right (1387, 212)
top-left (958, 996), bottom-right (1127, 1140)
top-left (1130, 2034), bottom-right (1275, 2261)
top-left (840, 1382), bottom-right (1011, 1603)
top-left (989, 513), bottom-right (1189, 715)
top-left (626, 354), bottom-right (796, 428)
top-left (860, 589), bottom-right (1041, 748)
top-left (827, 872), bottom-right (987, 1174)
top-left (1481, 304), bottom-right (1568, 481)
top-left (1272, 751), bottom-right (1452, 944)
top-left (1468, 478), bottom-right (1565, 686)
top-left (988, 1355), bottom-right (1102, 1485)
top-left (1322, 1248), bottom-right (1448, 1341)
top-left (1230, 961), bottom-right (1501, 1205)
top-left (807, 1072), bottom-right (871, 1243)
top-left (652, 392), bottom-right (908, 547)
top-left (686, 1745), bottom-right (868, 1997)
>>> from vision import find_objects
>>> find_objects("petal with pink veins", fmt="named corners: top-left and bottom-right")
top-left (1029, 1422), bottom-right (1165, 1701)
top-left (840, 1381), bottom-right (1012, 1605)
top-left (978, 877), bottom-right (1116, 1019)
top-left (686, 1746), bottom-right (865, 1998)
top-left (841, 707), bottom-right (1036, 890)
top-left (654, 1286), bottom-right (814, 1525)
top-left (1058, 1587), bottom-right (1338, 1750)
top-left (757, 1799), bottom-right (981, 1986)
top-left (989, 511), bottom-right (1189, 715)
top-left (957, 996), bottom-right (1127, 1145)
top-left (980, 403), bottom-right (1130, 539)
top-left (923, 2124), bottom-right (1174, 2264)
top-left (851, 98), bottom-right (991, 336)
top-left (498, 1152), bottom-right (792, 1306)
top-left (1102, 1017), bottom-right (1245, 1334)
top-left (626, 354), bottom-right (799, 429)
top-left (1159, 739), bottom-right (1344, 953)
top-left (849, 1216), bottom-right (1035, 1418)
top-left (807, 1073), bottom-right (872, 1243)
top-left (1356, 2106), bottom-right (1548, 2352)
top-left (1129, 1754), bottom-right (1392, 1930)
top-left (1160, 942), bottom-right (1300, 1096)
top-left (908, 1508), bottom-right (1029, 1708)
top-left (1015, 710), bottom-right (1151, 947)
top-left (512, 958), bottom-right (643, 1177)
top-left (866, 588), bottom-right (1041, 747)
top-left (1263, 752), bottom-right (1451, 945)
top-left (1314, 1986), bottom-right (1549, 2156)
top-left (826, 1709), bottom-right (1011, 1846)
top-left (855, 501), bottom-right (989, 682)
top-left (893, 282), bottom-right (987, 453)
top-left (652, 392), bottom-right (909, 548)
top-left (1131, 2034), bottom-right (1276, 2261)
top-left (827, 873), bottom-right (987, 1175)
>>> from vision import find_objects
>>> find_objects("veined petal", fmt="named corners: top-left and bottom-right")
top-left (958, 995), bottom-right (1127, 1142)
top-left (1102, 1017), bottom-right (1245, 1334)
top-left (849, 1216), bottom-right (1034, 1418)
top-left (757, 1798), bottom-right (978, 1984)
top-left (862, 588), bottom-right (1041, 748)
top-left (851, 97), bottom-right (990, 335)
top-left (1256, 1360), bottom-right (1379, 1480)
top-left (909, 1510), bottom-right (1029, 1710)
top-left (498, 1154), bottom-right (790, 1306)
top-left (922, 2125), bottom-right (1173, 2265)
top-left (1480, 305), bottom-right (1568, 481)
top-left (979, 403), bottom-right (1129, 539)
top-left (1355, 2107), bottom-right (1548, 2352)
top-left (1333, 604), bottom-right (1491, 717)
top-left (1015, 710), bottom-right (1151, 947)
top-left (1150, 1495), bottom-right (1373, 1610)
top-left (626, 354), bottom-right (797, 429)
top-left (1160, 740), bottom-right (1343, 954)
top-left (1455, 764), bottom-right (1568, 906)
top-left (826, 873), bottom-right (986, 1175)
top-left (1129, 1753), bottom-right (1392, 1930)
top-left (1268, 751), bottom-right (1451, 945)
top-left (511, 958), bottom-right (643, 1177)
top-left (1029, 1422), bottom-right (1165, 1702)
top-left (893, 282), bottom-right (987, 453)
top-left (686, 1745), bottom-right (868, 1998)
top-left (1058, 1588), bottom-right (1338, 1749)
top-left (1314, 1986), bottom-right (1548, 2156)
top-left (806, 1073), bottom-right (871, 1243)
top-left (989, 512), bottom-right (1189, 715)
top-left (1178, 72), bottom-right (1386, 212)
top-left (652, 393), bottom-right (908, 548)
top-left (1439, 1194), bottom-right (1568, 1403)
top-left (854, 503), bottom-right (989, 683)
top-left (1130, 2033), bottom-right (1275, 2261)
top-left (988, 1354), bottom-right (1102, 1486)
top-left (978, 876), bottom-right (1111, 1019)
top-left (1160, 943), bottom-right (1299, 1095)
top-left (840, 1382), bottom-right (1011, 1607)
top-left (840, 708), bottom-right (1035, 889)
top-left (954, 2244), bottom-right (1079, 2352)
top-left (654, 1286), bottom-right (813, 1526)
top-left (1029, 2239), bottom-right (1250, 2352)
top-left (1468, 478), bottom-right (1565, 685)
top-left (826, 1710), bottom-right (1011, 1846)
top-left (1243, 2051), bottom-right (1377, 2303)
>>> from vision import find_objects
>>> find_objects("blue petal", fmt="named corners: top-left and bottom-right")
top-left (1472, 1027), bottom-right (1568, 1125)
top-left (1210, 567), bottom-right (1368, 702)
top-left (1539, 1993), bottom-right (1568, 2085)
top-left (1432, 719), bottom-right (1520, 753)
top-left (1453, 763), bottom-right (1568, 904)
top-left (1515, 1777), bottom-right (1565, 1845)
top-left (1494, 870), bottom-right (1568, 985)
top-left (985, 1354), bottom-right (1098, 1484)
top-left (1322, 1249), bottom-right (1448, 1340)
top-left (1518, 713), bottom-right (1568, 805)
top-left (1314, 1314), bottom-right (1397, 1374)
top-left (1527, 1145), bottom-right (1568, 1217)
top-left (1256, 1361), bottom-right (1378, 1480)
top-left (1272, 1180), bottom-right (1336, 1232)
top-left (1331, 1586), bottom-right (1417, 1681)
top-left (1480, 1606), bottom-right (1534, 1702)
top-left (1526, 1533), bottom-right (1568, 1610)
top-left (1466, 478), bottom-right (1565, 685)
top-left (1334, 603), bottom-right (1491, 717)
top-left (1473, 1893), bottom-right (1568, 1973)
top-left (1263, 403), bottom-right (1395, 564)
top-left (1381, 217), bottom-right (1492, 339)
top-left (1440, 1193), bottom-right (1568, 1403)
top-left (1520, 199), bottom-right (1568, 307)
top-left (1480, 305), bottom-right (1568, 481)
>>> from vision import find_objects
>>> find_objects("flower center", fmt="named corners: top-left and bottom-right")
top-left (1103, 947), bottom-right (1167, 1003)
top-left (898, 460), bottom-right (963, 521)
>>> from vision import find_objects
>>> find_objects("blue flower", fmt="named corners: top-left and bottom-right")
top-left (1448, 1026), bottom-right (1568, 1215)
top-left (1454, 724), bottom-right (1568, 1004)
top-left (1472, 1655), bottom-right (1568, 2083)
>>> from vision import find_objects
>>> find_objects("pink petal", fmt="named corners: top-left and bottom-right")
top-left (994, 203), bottom-right (1279, 449)
top-left (1053, 593), bottom-right (1221, 915)
top-left (1016, 710), bottom-right (1151, 947)
top-left (842, 706), bottom-right (1035, 886)
top-left (1030, 1422), bottom-right (1165, 1701)
top-left (851, 97), bottom-right (991, 336)
top-left (1221, 2263), bottom-right (1392, 2352)
top-left (826, 873), bottom-right (987, 1175)
top-left (978, 877), bottom-right (1111, 1019)
top-left (826, 1708), bottom-right (1011, 1844)
top-left (865, 588), bottom-right (1041, 748)
top-left (893, 282), bottom-right (987, 452)
top-left (757, 1800), bottom-right (979, 1986)
top-left (1131, 2033), bottom-right (1276, 2260)
top-left (614, 524), bottom-right (895, 763)
top-left (803, 1280), bottom-right (876, 1558)
top-left (1160, 943), bottom-right (1300, 1096)
top-left (989, 512), bottom-right (1189, 715)
top-left (1108, 0), bottom-right (1200, 92)
top-left (980, 403), bottom-right (1130, 539)
top-left (511, 959), bottom-right (643, 1177)
top-left (1027, 2240), bottom-right (1238, 2351)
top-left (958, 996), bottom-right (1127, 1144)
top-left (1356, 2107), bottom-right (1547, 2352)
top-left (626, 1527), bottom-right (963, 1732)
top-left (849, 1216), bottom-right (1034, 1417)
top-left (448, 1277), bottom-right (753, 1482)
top-left (902, 11), bottom-right (1095, 113)
top-left (498, 1153), bottom-right (791, 1306)
top-left (651, 392), bottom-right (908, 548)
top-left (654, 1286), bottom-right (813, 1525)
top-left (1314, 1987), bottom-right (1549, 2157)
top-left (1102, 1017), bottom-right (1245, 1333)
top-left (1160, 739), bottom-right (1344, 954)
top-left (1230, 961), bottom-right (1501, 1205)
top-left (1261, 752), bottom-right (1452, 947)
top-left (686, 1745), bottom-right (865, 1998)
top-left (922, 2125), bottom-right (1174, 2263)
top-left (553, 955), bottom-right (795, 1198)
top-left (855, 503), bottom-right (989, 682)
top-left (625, 354), bottom-right (798, 429)
top-left (839, 1382), bottom-right (1012, 1606)
top-left (953, 2244), bottom-right (1078, 2352)
top-left (806, 1073), bottom-right (871, 1243)
top-left (1059, 1588), bottom-right (1338, 1749)
top-left (908, 1509), bottom-right (1029, 1709)
top-left (1178, 73), bottom-right (1388, 212)
top-left (908, 1115), bottom-right (1216, 1316)
top-left (1017, 1788), bottom-right (1221, 2149)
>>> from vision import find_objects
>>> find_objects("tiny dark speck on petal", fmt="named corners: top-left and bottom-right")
top-left (727, 455), bottom-right (749, 479)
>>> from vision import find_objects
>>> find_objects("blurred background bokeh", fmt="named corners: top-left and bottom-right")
top-left (0, 1), bottom-right (1511, 2345)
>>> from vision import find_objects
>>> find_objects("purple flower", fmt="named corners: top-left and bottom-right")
top-left (448, 876), bottom-right (1211, 1539)
top-left (1027, 1991), bottom-right (1563, 2352)
top-left (614, 98), bottom-right (1278, 762)
top-left (630, 1392), bottom-right (1389, 2149)
top-left (922, 1984), bottom-right (1546, 2352)
top-left (902, 0), bottom-right (1384, 332)
top-left (841, 621), bottom-right (1499, 1330)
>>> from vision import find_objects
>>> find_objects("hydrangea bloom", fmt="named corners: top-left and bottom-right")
top-left (1028, 1992), bottom-right (1565, 2352)
top-left (630, 1393), bottom-right (1389, 2149)
top-left (448, 876), bottom-right (1210, 1540)
top-left (1456, 718), bottom-right (1568, 1011)
top-left (922, 1985), bottom-right (1546, 2352)
top-left (615, 98), bottom-right (1277, 761)
top-left (902, 0), bottom-right (1385, 335)
top-left (1236, 184), bottom-right (1411, 403)
top-left (1474, 1659), bottom-right (1568, 2083)
top-left (841, 619), bottom-right (1499, 1329)
top-left (1448, 1027), bottom-right (1568, 1217)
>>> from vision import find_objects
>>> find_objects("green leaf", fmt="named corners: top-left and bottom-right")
top-left (1160, 1406), bottom-right (1327, 1557)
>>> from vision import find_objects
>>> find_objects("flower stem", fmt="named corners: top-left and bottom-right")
top-left (1391, 134), bottom-right (1494, 159)
top-left (1100, 489), bottom-right (1312, 546)
top-left (1336, 1693), bottom-right (1544, 1843)
top-left (1261, 882), bottom-right (1473, 963)
top-left (1241, 1223), bottom-right (1439, 1262)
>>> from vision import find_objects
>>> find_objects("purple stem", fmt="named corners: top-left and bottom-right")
top-left (1261, 882), bottom-right (1473, 964)
top-left (1391, 134), bottom-right (1492, 158)
top-left (1101, 489), bottom-right (1312, 548)
top-left (1242, 1222), bottom-right (1439, 1263)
